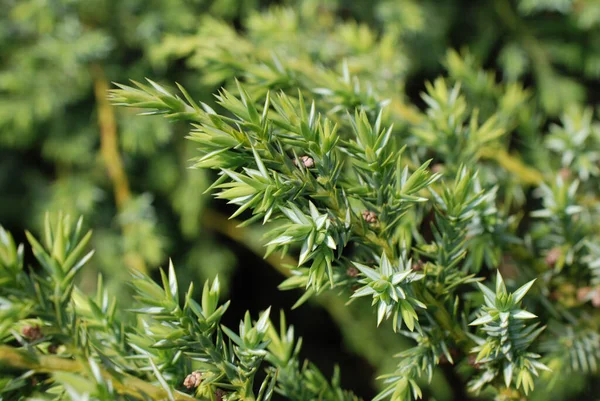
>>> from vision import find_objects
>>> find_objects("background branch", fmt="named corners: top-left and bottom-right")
top-left (91, 64), bottom-right (147, 274)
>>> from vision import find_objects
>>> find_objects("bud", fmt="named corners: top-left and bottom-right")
top-left (593, 290), bottom-right (600, 308)
top-left (294, 155), bottom-right (314, 168)
top-left (467, 354), bottom-right (481, 369)
top-left (346, 266), bottom-right (359, 277)
top-left (545, 247), bottom-right (561, 267)
top-left (412, 260), bottom-right (424, 271)
top-left (558, 167), bottom-right (571, 181)
top-left (215, 388), bottom-right (226, 401)
top-left (578, 286), bottom-right (600, 307)
top-left (361, 210), bottom-right (377, 224)
top-left (22, 325), bottom-right (43, 341)
top-left (183, 371), bottom-right (202, 389)
top-left (431, 163), bottom-right (444, 174)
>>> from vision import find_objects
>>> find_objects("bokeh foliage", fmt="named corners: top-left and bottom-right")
top-left (1, 0), bottom-right (600, 400)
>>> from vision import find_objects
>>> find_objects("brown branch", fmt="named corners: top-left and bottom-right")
top-left (92, 64), bottom-right (131, 209)
top-left (91, 64), bottom-right (147, 274)
top-left (0, 345), bottom-right (204, 401)
top-left (202, 211), bottom-right (295, 278)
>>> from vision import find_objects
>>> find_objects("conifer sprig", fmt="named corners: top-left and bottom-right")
top-left (109, 79), bottom-right (575, 400)
top-left (0, 215), bottom-right (359, 401)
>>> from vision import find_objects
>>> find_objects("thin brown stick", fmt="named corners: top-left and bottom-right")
top-left (202, 211), bottom-right (295, 277)
top-left (91, 64), bottom-right (147, 274)
top-left (92, 64), bottom-right (131, 209)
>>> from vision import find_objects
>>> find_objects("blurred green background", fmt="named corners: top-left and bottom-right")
top-left (2, 0), bottom-right (600, 399)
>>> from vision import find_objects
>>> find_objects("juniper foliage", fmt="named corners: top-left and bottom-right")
top-left (2, 1), bottom-right (600, 401)
top-left (0, 215), bottom-right (359, 401)
top-left (107, 60), bottom-right (599, 401)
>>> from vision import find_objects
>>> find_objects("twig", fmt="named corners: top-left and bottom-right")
top-left (91, 64), bottom-right (147, 274)
top-left (92, 64), bottom-right (131, 209)
top-left (202, 211), bottom-right (295, 278)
